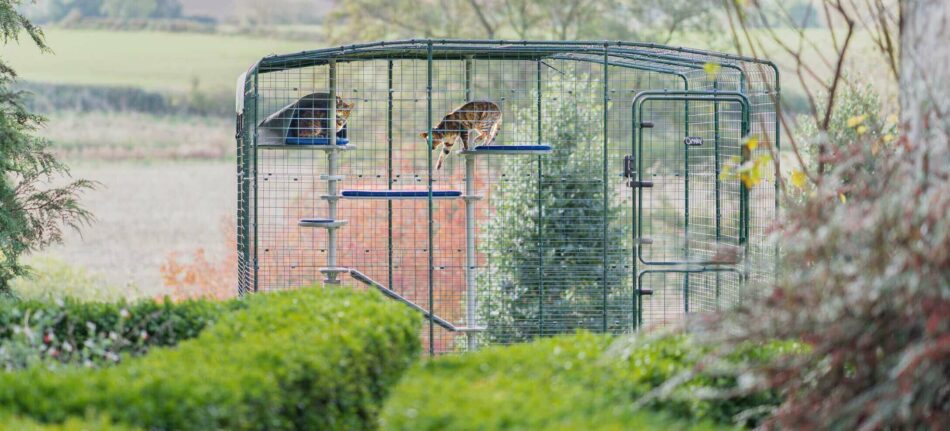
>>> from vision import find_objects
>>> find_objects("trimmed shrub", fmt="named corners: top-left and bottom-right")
top-left (0, 287), bottom-right (421, 430)
top-left (0, 295), bottom-right (241, 369)
top-left (0, 412), bottom-right (135, 431)
top-left (382, 332), bottom-right (791, 430)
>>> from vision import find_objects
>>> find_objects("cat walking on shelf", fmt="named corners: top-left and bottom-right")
top-left (421, 100), bottom-right (502, 169)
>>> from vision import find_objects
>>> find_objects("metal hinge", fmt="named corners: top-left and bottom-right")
top-left (235, 113), bottom-right (244, 139)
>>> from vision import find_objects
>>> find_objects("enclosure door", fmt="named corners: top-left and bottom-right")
top-left (632, 96), bottom-right (750, 328)
top-left (634, 98), bottom-right (747, 266)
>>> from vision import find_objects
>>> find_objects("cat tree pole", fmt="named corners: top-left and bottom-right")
top-left (463, 55), bottom-right (477, 350)
top-left (325, 59), bottom-right (341, 284)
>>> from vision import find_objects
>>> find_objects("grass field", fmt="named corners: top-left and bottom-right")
top-left (42, 112), bottom-right (233, 160)
top-left (36, 160), bottom-right (235, 295)
top-left (1, 28), bottom-right (316, 95)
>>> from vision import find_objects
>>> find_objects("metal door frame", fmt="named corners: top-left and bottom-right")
top-left (629, 90), bottom-right (751, 329)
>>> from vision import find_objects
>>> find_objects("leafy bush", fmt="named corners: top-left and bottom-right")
top-left (0, 412), bottom-right (134, 431)
top-left (0, 294), bottom-right (239, 370)
top-left (382, 332), bottom-right (791, 430)
top-left (0, 287), bottom-right (421, 430)
top-left (793, 79), bottom-right (896, 182)
top-left (704, 79), bottom-right (949, 428)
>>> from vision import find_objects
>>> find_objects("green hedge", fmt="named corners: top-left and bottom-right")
top-left (0, 412), bottom-right (136, 431)
top-left (0, 295), bottom-right (242, 369)
top-left (382, 333), bottom-right (792, 430)
top-left (0, 287), bottom-right (422, 430)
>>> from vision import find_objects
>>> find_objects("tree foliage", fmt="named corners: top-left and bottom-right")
top-left (0, 1), bottom-right (93, 295)
top-left (98, 0), bottom-right (182, 20)
top-left (477, 75), bottom-right (629, 343)
top-left (326, 0), bottom-right (721, 44)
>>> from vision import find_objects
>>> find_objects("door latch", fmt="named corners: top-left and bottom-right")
top-left (624, 155), bottom-right (653, 187)
top-left (623, 155), bottom-right (635, 178)
top-left (624, 155), bottom-right (639, 188)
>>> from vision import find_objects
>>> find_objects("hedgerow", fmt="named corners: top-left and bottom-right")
top-left (0, 287), bottom-right (421, 430)
top-left (381, 332), bottom-right (793, 430)
top-left (0, 412), bottom-right (135, 431)
top-left (0, 295), bottom-right (242, 370)
top-left (382, 333), bottom-right (792, 430)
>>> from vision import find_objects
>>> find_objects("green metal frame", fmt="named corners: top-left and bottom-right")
top-left (634, 267), bottom-right (742, 328)
top-left (632, 90), bottom-right (751, 266)
top-left (236, 39), bottom-right (780, 352)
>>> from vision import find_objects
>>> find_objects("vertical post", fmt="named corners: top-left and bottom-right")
top-left (252, 70), bottom-right (260, 293)
top-left (773, 69), bottom-right (781, 285)
top-left (387, 60), bottom-right (394, 291)
top-left (463, 55), bottom-right (477, 351)
top-left (601, 44), bottom-right (609, 333)
top-left (631, 102), bottom-right (638, 331)
top-left (536, 59), bottom-right (544, 337)
top-left (713, 80), bottom-right (722, 310)
top-left (325, 59), bottom-right (340, 284)
top-left (738, 72), bottom-right (750, 288)
top-left (635, 103), bottom-right (645, 329)
top-left (682, 81), bottom-right (690, 314)
top-left (426, 41), bottom-right (435, 355)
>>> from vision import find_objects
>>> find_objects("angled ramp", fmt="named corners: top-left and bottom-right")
top-left (349, 269), bottom-right (484, 333)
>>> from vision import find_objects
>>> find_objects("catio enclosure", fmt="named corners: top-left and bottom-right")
top-left (236, 40), bottom-right (779, 354)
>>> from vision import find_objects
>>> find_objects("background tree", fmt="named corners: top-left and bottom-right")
top-left (99, 0), bottom-right (158, 19)
top-left (477, 75), bottom-right (629, 343)
top-left (0, 1), bottom-right (93, 295)
top-left (326, 0), bottom-right (722, 44)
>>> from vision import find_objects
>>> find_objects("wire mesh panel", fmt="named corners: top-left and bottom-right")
top-left (236, 40), bottom-right (779, 354)
top-left (638, 269), bottom-right (742, 326)
top-left (637, 98), bottom-right (746, 265)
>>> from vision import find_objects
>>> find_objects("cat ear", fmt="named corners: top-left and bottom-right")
top-left (420, 132), bottom-right (428, 139)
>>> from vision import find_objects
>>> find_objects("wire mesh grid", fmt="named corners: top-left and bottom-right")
top-left (236, 41), bottom-right (779, 353)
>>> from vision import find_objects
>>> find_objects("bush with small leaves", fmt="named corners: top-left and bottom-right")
top-left (382, 331), bottom-right (793, 430)
top-left (0, 295), bottom-right (240, 370)
top-left (0, 287), bottom-right (421, 430)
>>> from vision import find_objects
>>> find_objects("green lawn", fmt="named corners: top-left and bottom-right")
top-left (1, 28), bottom-right (317, 94)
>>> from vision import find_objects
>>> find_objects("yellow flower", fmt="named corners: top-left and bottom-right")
top-left (745, 136), bottom-right (759, 151)
top-left (882, 133), bottom-right (895, 143)
top-left (839, 193), bottom-right (847, 204)
top-left (856, 125), bottom-right (868, 135)
top-left (846, 114), bottom-right (868, 128)
top-left (790, 170), bottom-right (807, 189)
top-left (704, 62), bottom-right (721, 79)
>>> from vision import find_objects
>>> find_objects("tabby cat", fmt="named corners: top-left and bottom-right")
top-left (421, 100), bottom-right (502, 169)
top-left (295, 92), bottom-right (355, 138)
